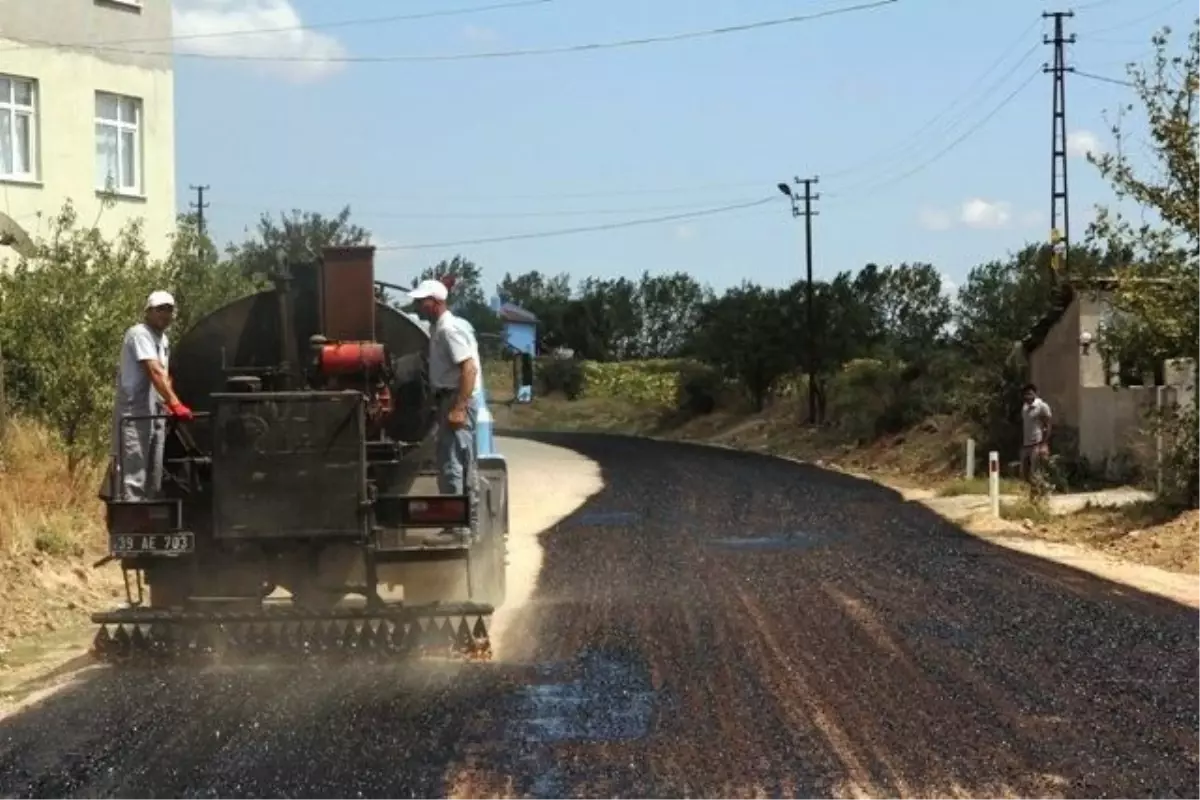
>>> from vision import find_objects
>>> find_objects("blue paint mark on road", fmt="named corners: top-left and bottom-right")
top-left (509, 648), bottom-right (657, 745)
top-left (708, 531), bottom-right (834, 551)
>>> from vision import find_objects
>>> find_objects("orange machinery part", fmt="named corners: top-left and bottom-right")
top-left (317, 341), bottom-right (387, 376)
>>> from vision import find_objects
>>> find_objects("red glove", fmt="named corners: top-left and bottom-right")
top-left (167, 401), bottom-right (194, 421)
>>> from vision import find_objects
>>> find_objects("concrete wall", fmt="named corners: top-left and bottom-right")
top-left (1075, 290), bottom-right (1110, 387)
top-left (1078, 386), bottom-right (1164, 477)
top-left (0, 0), bottom-right (176, 259)
top-left (1029, 293), bottom-right (1082, 447)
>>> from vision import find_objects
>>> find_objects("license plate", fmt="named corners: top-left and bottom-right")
top-left (110, 533), bottom-right (194, 555)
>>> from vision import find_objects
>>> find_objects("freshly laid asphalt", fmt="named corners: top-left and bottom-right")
top-left (0, 432), bottom-right (1195, 798)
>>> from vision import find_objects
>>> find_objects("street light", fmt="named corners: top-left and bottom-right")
top-left (779, 177), bottom-right (817, 425)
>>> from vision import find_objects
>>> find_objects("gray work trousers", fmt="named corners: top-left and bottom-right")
top-left (435, 391), bottom-right (479, 532)
top-left (105, 413), bottom-right (165, 502)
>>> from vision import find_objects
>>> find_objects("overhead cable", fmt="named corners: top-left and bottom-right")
top-left (372, 196), bottom-right (776, 250)
top-left (6, 0), bottom-right (899, 63)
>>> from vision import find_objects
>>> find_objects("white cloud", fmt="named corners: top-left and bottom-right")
top-left (672, 223), bottom-right (697, 240)
top-left (959, 198), bottom-right (1012, 229)
top-left (172, 0), bottom-right (347, 83)
top-left (1067, 130), bottom-right (1104, 159)
top-left (917, 206), bottom-right (953, 231)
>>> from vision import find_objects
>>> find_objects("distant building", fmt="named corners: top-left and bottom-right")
top-left (1022, 277), bottom-right (1196, 480)
top-left (495, 302), bottom-right (539, 356)
top-left (0, 0), bottom-right (177, 261)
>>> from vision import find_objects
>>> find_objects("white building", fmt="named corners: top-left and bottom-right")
top-left (0, 0), bottom-right (176, 259)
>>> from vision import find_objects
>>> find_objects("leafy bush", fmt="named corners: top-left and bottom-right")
top-left (826, 359), bottom-right (906, 441)
top-left (581, 360), bottom-right (682, 406)
top-left (537, 357), bottom-right (586, 400)
top-left (675, 362), bottom-right (723, 415)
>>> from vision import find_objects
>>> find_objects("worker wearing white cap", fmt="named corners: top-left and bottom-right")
top-left (408, 277), bottom-right (480, 543)
top-left (105, 290), bottom-right (193, 501)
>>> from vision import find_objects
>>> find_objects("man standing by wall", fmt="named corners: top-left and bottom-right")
top-left (1020, 382), bottom-right (1053, 485)
top-left (409, 278), bottom-right (480, 543)
top-left (106, 291), bottom-right (193, 501)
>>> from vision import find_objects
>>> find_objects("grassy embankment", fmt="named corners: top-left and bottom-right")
top-left (486, 358), bottom-right (1198, 576)
top-left (0, 419), bottom-right (123, 654)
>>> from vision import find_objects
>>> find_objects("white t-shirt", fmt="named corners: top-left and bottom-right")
top-left (1022, 397), bottom-right (1052, 446)
top-left (115, 322), bottom-right (169, 417)
top-left (428, 310), bottom-right (480, 392)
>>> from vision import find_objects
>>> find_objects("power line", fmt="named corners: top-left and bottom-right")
top-left (216, 196), bottom-right (769, 220)
top-left (829, 66), bottom-right (1041, 197)
top-left (1075, 0), bottom-right (1188, 36)
top-left (7, 0), bottom-right (899, 64)
top-left (1074, 68), bottom-right (1135, 86)
top-left (822, 20), bottom-right (1042, 178)
top-left (0, 0), bottom-right (559, 53)
top-left (372, 196), bottom-right (775, 250)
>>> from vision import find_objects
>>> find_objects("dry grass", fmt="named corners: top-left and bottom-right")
top-left (496, 390), bottom-right (969, 491)
top-left (0, 417), bottom-right (122, 652)
top-left (0, 417), bottom-right (106, 557)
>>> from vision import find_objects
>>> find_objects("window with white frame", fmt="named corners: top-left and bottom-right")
top-left (95, 92), bottom-right (142, 194)
top-left (0, 75), bottom-right (38, 181)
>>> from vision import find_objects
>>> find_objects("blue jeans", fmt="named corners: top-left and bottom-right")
top-left (435, 392), bottom-right (479, 532)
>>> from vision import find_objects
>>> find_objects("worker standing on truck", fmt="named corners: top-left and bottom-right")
top-left (104, 291), bottom-right (193, 502)
top-left (409, 278), bottom-right (480, 543)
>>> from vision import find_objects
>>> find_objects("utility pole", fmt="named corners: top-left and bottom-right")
top-left (777, 176), bottom-right (820, 425)
top-left (1043, 11), bottom-right (1074, 276)
top-left (189, 184), bottom-right (210, 237)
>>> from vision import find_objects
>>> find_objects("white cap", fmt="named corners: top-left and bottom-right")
top-left (146, 290), bottom-right (175, 309)
top-left (407, 278), bottom-right (448, 302)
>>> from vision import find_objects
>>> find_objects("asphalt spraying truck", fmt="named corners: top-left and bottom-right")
top-left (91, 246), bottom-right (509, 664)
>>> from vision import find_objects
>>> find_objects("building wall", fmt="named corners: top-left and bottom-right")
top-left (504, 322), bottom-right (537, 355)
top-left (1029, 294), bottom-right (1082, 450)
top-left (0, 0), bottom-right (176, 260)
top-left (1075, 290), bottom-right (1110, 387)
top-left (1079, 385), bottom-right (1171, 479)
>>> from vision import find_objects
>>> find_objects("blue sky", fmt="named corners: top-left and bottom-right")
top-left (168, 0), bottom-right (1195, 297)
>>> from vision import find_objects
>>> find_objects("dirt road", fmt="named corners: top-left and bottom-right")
top-left (0, 433), bottom-right (1195, 798)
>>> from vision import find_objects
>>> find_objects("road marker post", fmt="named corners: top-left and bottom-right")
top-left (988, 450), bottom-right (1000, 517)
top-left (966, 438), bottom-right (976, 480)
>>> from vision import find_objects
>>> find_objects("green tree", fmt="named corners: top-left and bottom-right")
top-left (416, 255), bottom-right (502, 335)
top-left (688, 282), bottom-right (800, 411)
top-left (1085, 19), bottom-right (1199, 504)
top-left (877, 262), bottom-right (953, 363)
top-left (0, 203), bottom-right (165, 475)
top-left (228, 206), bottom-right (370, 278)
top-left (566, 276), bottom-right (642, 361)
top-left (1085, 20), bottom-right (1198, 373)
top-left (496, 270), bottom-right (572, 308)
top-left (163, 213), bottom-right (266, 337)
top-left (636, 271), bottom-right (713, 359)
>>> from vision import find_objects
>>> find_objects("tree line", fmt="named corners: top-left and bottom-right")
top-left (0, 20), bottom-right (1193, 502)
